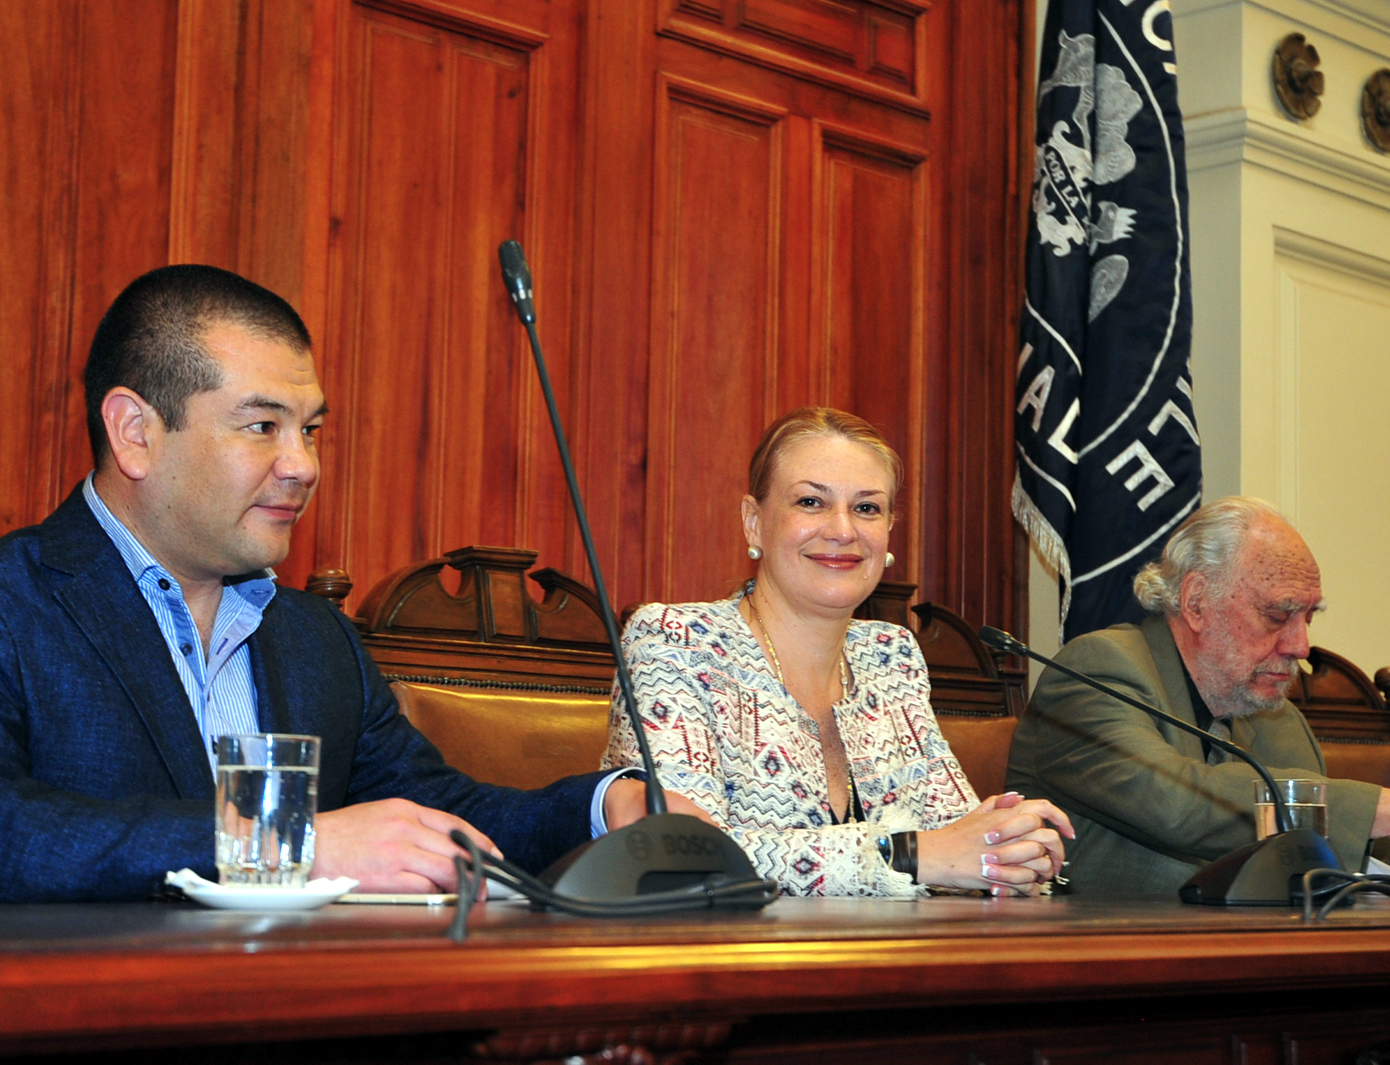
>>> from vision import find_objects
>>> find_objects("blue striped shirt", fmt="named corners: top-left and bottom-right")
top-left (83, 475), bottom-right (274, 776)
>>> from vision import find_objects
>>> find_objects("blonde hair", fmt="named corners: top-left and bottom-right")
top-left (1132, 496), bottom-right (1289, 614)
top-left (748, 407), bottom-right (903, 510)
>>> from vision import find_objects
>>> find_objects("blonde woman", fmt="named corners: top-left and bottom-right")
top-left (603, 408), bottom-right (1071, 897)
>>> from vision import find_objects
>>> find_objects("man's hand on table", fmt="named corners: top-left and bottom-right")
top-left (603, 779), bottom-right (717, 831)
top-left (312, 799), bottom-right (499, 893)
top-left (309, 785), bottom-right (714, 896)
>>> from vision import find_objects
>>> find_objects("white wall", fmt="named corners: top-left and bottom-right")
top-left (1177, 0), bottom-right (1390, 677)
top-left (1026, 0), bottom-right (1390, 688)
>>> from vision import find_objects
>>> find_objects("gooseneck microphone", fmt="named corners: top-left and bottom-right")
top-left (499, 239), bottom-right (661, 820)
top-left (978, 626), bottom-right (1343, 906)
top-left (495, 240), bottom-right (774, 911)
top-left (979, 627), bottom-right (1295, 832)
top-left (497, 240), bottom-right (536, 325)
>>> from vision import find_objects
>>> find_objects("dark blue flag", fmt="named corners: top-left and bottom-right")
top-left (1014, 0), bottom-right (1202, 642)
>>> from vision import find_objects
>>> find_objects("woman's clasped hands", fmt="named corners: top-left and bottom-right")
top-left (913, 792), bottom-right (1074, 897)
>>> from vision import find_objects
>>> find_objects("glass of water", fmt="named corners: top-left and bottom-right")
top-left (1253, 778), bottom-right (1328, 840)
top-left (216, 734), bottom-right (321, 887)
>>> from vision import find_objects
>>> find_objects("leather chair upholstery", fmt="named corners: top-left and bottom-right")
top-left (393, 681), bottom-right (610, 792)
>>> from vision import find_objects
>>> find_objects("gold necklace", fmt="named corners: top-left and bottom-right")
top-left (747, 596), bottom-right (855, 822)
top-left (746, 597), bottom-right (849, 694)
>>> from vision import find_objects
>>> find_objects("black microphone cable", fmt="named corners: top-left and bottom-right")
top-left (1299, 868), bottom-right (1390, 921)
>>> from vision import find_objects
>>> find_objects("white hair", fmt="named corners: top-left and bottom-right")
top-left (1132, 497), bottom-right (1291, 615)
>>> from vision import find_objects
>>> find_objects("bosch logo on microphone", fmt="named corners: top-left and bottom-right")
top-left (624, 830), bottom-right (652, 860)
top-left (662, 833), bottom-right (724, 858)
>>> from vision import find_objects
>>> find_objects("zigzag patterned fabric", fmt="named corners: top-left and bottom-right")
top-left (601, 587), bottom-right (979, 896)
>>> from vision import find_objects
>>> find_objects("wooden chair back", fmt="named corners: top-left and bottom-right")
top-left (856, 586), bottom-right (1020, 798)
top-left (310, 559), bottom-right (1025, 800)
top-left (309, 547), bottom-right (616, 788)
top-left (1293, 647), bottom-right (1390, 787)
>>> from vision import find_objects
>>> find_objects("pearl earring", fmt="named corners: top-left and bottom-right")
top-left (884, 552), bottom-right (895, 568)
top-left (748, 546), bottom-right (763, 561)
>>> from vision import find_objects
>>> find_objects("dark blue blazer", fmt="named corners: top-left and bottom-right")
top-left (0, 487), bottom-right (603, 900)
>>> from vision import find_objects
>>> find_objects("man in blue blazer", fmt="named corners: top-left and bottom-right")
top-left (0, 265), bottom-right (690, 901)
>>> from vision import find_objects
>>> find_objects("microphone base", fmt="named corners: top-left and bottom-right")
top-left (538, 814), bottom-right (767, 908)
top-left (1178, 829), bottom-right (1342, 906)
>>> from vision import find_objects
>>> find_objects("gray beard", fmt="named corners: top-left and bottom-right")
top-left (1208, 671), bottom-right (1295, 720)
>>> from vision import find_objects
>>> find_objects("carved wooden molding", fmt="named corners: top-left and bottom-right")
top-left (659, 0), bottom-right (930, 117)
top-left (1293, 645), bottom-right (1390, 743)
top-left (1272, 33), bottom-right (1324, 120)
top-left (318, 546), bottom-right (615, 686)
top-left (362, 0), bottom-right (550, 50)
top-left (356, 545), bottom-right (609, 645)
top-left (910, 601), bottom-right (1022, 717)
top-left (855, 582), bottom-right (1020, 718)
top-left (304, 567), bottom-right (353, 611)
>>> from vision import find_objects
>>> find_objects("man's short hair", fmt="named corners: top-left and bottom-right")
top-left (1132, 497), bottom-right (1290, 614)
top-left (84, 264), bottom-right (312, 465)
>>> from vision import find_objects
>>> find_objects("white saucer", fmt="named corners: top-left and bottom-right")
top-left (165, 868), bottom-right (359, 911)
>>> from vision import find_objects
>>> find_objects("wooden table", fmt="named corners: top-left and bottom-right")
top-left (3, 895), bottom-right (1390, 1063)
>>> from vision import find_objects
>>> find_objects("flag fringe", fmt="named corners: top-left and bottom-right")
top-left (1011, 473), bottom-right (1072, 644)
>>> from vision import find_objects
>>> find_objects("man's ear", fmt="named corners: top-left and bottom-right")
top-left (741, 495), bottom-right (762, 554)
top-left (101, 388), bottom-right (159, 481)
top-left (1178, 571), bottom-right (1207, 634)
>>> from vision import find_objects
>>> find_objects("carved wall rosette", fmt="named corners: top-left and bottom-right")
top-left (1362, 69), bottom-right (1390, 151)
top-left (1272, 33), bottom-right (1324, 119)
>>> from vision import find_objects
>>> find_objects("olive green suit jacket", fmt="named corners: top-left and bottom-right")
top-left (1006, 615), bottom-right (1380, 898)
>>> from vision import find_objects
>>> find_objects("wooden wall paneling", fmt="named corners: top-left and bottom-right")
top-left (512, 0), bottom-right (583, 607)
top-left (167, 0), bottom-right (245, 269)
top-left (318, 0), bottom-right (580, 614)
top-left (645, 75), bottom-right (788, 604)
top-left (773, 112), bottom-right (814, 416)
top-left (1012, 0), bottom-right (1037, 641)
top-left (657, 0), bottom-right (930, 115)
top-left (238, 0), bottom-right (334, 592)
top-left (326, 3), bottom-right (514, 591)
top-left (0, 0), bottom-right (179, 533)
top-left (236, 0), bottom-right (321, 307)
top-left (980, 0), bottom-right (1026, 639)
top-left (322, 2), bottom-right (453, 587)
top-left (917, 0), bottom-right (952, 622)
top-left (809, 120), bottom-right (927, 589)
top-left (945, 0), bottom-right (997, 629)
top-left (61, 0), bottom-right (182, 506)
top-left (916, 0), bottom-right (1024, 632)
top-left (646, 2), bottom-right (944, 609)
top-left (0, 1), bottom-right (79, 533)
top-left (570, 0), bottom-right (659, 610)
top-left (0, 0), bottom-right (1029, 643)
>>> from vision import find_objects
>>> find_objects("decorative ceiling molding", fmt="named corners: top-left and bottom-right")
top-left (1185, 107), bottom-right (1390, 209)
top-left (1274, 226), bottom-right (1390, 288)
top-left (1174, 0), bottom-right (1390, 48)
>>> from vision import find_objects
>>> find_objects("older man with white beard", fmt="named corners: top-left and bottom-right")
top-left (1007, 497), bottom-right (1390, 897)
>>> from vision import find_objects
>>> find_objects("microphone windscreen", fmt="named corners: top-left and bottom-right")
top-left (978, 626), bottom-right (1023, 655)
top-left (498, 240), bottom-right (531, 286)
